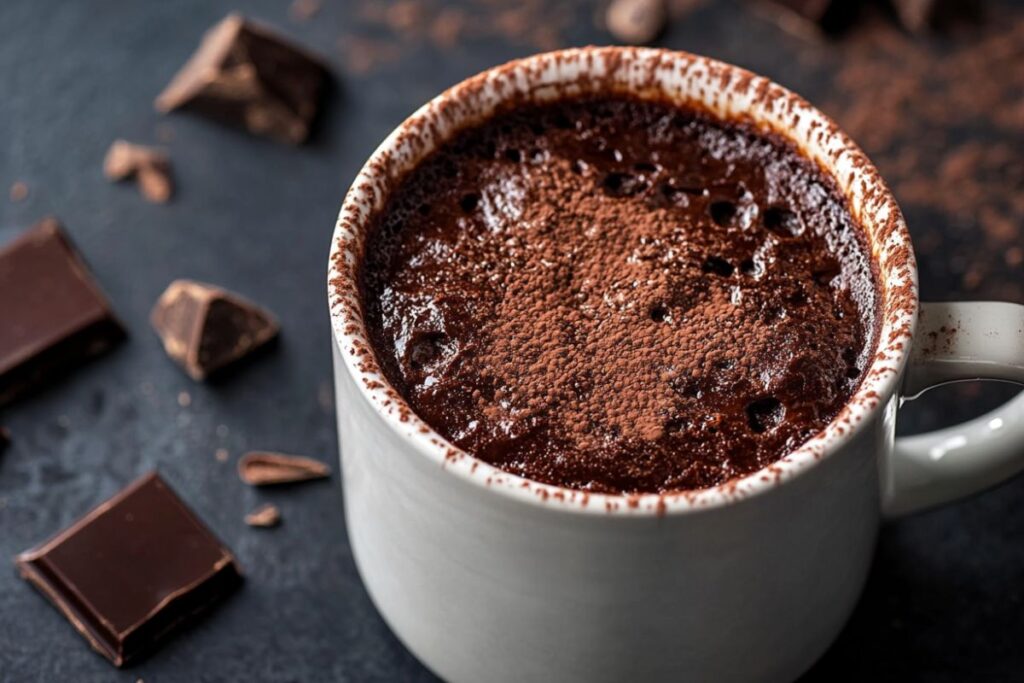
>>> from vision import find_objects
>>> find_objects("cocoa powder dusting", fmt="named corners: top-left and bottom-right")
top-left (822, 8), bottom-right (1024, 299)
top-left (360, 96), bottom-right (879, 494)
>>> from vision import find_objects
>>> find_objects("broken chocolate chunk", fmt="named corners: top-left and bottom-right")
top-left (238, 451), bottom-right (331, 486)
top-left (150, 279), bottom-right (279, 381)
top-left (0, 219), bottom-right (125, 406)
top-left (756, 0), bottom-right (860, 36)
top-left (605, 0), bottom-right (668, 45)
top-left (891, 0), bottom-right (981, 32)
top-left (103, 140), bottom-right (174, 204)
top-left (244, 503), bottom-right (282, 527)
top-left (155, 13), bottom-right (329, 144)
top-left (15, 472), bottom-right (242, 667)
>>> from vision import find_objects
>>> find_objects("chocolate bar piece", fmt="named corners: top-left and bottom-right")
top-left (16, 472), bottom-right (242, 667)
top-left (151, 279), bottom-right (279, 381)
top-left (155, 14), bottom-right (329, 144)
top-left (0, 219), bottom-right (125, 406)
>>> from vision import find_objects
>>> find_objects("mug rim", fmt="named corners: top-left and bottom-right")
top-left (327, 46), bottom-right (918, 517)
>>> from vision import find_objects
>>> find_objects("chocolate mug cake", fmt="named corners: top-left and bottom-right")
top-left (359, 95), bottom-right (879, 494)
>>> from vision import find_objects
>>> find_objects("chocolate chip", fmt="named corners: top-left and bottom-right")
top-left (602, 171), bottom-right (645, 197)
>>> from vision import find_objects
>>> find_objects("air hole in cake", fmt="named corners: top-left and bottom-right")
top-left (813, 258), bottom-right (843, 286)
top-left (602, 172), bottom-right (645, 197)
top-left (504, 148), bottom-right (522, 163)
top-left (709, 200), bottom-right (737, 226)
top-left (702, 256), bottom-right (734, 277)
top-left (459, 193), bottom-right (480, 213)
top-left (634, 162), bottom-right (659, 173)
top-left (763, 206), bottom-right (802, 237)
top-left (552, 112), bottom-right (574, 129)
top-left (740, 258), bottom-right (761, 277)
top-left (408, 332), bottom-right (447, 370)
top-left (747, 397), bottom-right (785, 433)
top-left (649, 305), bottom-right (668, 322)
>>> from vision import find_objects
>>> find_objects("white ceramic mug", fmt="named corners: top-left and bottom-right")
top-left (327, 47), bottom-right (1024, 682)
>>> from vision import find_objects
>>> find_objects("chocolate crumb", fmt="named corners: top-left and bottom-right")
top-left (103, 140), bottom-right (174, 204)
top-left (237, 451), bottom-right (331, 486)
top-left (9, 181), bottom-right (28, 203)
top-left (289, 0), bottom-right (321, 22)
top-left (606, 0), bottom-right (668, 44)
top-left (244, 503), bottom-right (281, 527)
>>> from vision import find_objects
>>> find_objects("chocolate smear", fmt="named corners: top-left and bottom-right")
top-left (155, 14), bottom-right (329, 145)
top-left (150, 279), bottom-right (279, 381)
top-left (15, 472), bottom-right (242, 667)
top-left (237, 451), bottom-right (331, 486)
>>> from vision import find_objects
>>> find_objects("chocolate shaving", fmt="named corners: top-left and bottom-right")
top-left (237, 452), bottom-right (331, 486)
top-left (104, 140), bottom-right (174, 204)
top-left (244, 503), bottom-right (282, 527)
top-left (155, 14), bottom-right (329, 145)
top-left (150, 279), bottom-right (279, 381)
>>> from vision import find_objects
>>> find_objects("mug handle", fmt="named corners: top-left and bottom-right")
top-left (884, 301), bottom-right (1024, 517)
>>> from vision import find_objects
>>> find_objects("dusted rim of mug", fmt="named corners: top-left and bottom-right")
top-left (327, 46), bottom-right (918, 516)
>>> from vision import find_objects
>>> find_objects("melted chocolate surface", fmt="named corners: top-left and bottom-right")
top-left (361, 96), bottom-right (879, 494)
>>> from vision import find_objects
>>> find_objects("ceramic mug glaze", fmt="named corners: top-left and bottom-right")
top-left (327, 48), bottom-right (1024, 682)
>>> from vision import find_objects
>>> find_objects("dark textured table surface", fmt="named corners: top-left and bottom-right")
top-left (1, 1), bottom-right (1021, 681)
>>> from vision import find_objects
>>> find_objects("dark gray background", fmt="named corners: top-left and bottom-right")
top-left (1, 1), bottom-right (1021, 681)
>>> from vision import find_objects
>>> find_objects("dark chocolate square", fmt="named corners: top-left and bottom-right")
top-left (16, 472), bottom-right (242, 666)
top-left (0, 218), bottom-right (125, 406)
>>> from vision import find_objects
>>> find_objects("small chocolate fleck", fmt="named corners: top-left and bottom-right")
top-left (606, 0), bottom-right (668, 45)
top-left (244, 503), bottom-right (281, 527)
top-left (103, 140), bottom-right (174, 204)
top-left (9, 181), bottom-right (28, 202)
top-left (237, 451), bottom-right (331, 486)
